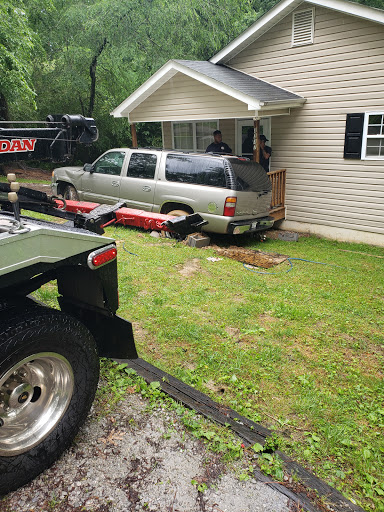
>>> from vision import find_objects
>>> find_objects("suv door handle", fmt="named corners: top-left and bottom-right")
top-left (111, 181), bottom-right (120, 187)
top-left (142, 185), bottom-right (151, 192)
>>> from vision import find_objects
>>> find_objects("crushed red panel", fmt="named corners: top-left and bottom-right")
top-left (54, 200), bottom-right (176, 232)
top-left (115, 208), bottom-right (175, 232)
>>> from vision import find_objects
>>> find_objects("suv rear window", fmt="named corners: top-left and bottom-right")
top-left (228, 159), bottom-right (272, 192)
top-left (165, 154), bottom-right (226, 188)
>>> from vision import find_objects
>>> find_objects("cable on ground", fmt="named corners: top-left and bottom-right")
top-left (243, 257), bottom-right (357, 275)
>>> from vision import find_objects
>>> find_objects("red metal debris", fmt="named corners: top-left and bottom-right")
top-left (55, 200), bottom-right (176, 232)
top-left (115, 207), bottom-right (175, 232)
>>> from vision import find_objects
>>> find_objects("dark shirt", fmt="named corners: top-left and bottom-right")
top-left (242, 137), bottom-right (253, 154)
top-left (206, 142), bottom-right (232, 154)
top-left (260, 145), bottom-right (272, 172)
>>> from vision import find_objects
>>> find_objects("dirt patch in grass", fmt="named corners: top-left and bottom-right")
top-left (178, 258), bottom-right (202, 277)
top-left (210, 245), bottom-right (288, 268)
top-left (338, 343), bottom-right (384, 379)
top-left (225, 327), bottom-right (241, 340)
top-left (258, 313), bottom-right (279, 329)
top-left (204, 379), bottom-right (228, 395)
top-left (2, 164), bottom-right (51, 180)
top-left (131, 322), bottom-right (161, 358)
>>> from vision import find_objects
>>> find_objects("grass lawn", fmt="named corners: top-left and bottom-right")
top-left (27, 205), bottom-right (383, 510)
top-left (0, 176), bottom-right (50, 184)
top-left (102, 226), bottom-right (384, 511)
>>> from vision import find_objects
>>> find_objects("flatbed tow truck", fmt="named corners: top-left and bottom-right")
top-left (0, 116), bottom-right (364, 512)
top-left (0, 115), bottom-right (205, 494)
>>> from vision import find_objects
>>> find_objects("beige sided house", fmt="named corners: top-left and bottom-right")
top-left (112, 0), bottom-right (384, 247)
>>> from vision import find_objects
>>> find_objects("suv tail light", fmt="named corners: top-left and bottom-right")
top-left (87, 244), bottom-right (117, 269)
top-left (223, 197), bottom-right (237, 216)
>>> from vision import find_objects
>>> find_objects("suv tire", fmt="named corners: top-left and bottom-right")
top-left (63, 185), bottom-right (79, 201)
top-left (168, 209), bottom-right (190, 217)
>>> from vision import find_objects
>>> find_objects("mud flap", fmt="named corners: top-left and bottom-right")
top-left (58, 297), bottom-right (138, 359)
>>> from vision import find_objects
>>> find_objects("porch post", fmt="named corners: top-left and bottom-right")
top-left (253, 118), bottom-right (260, 163)
top-left (131, 123), bottom-right (138, 148)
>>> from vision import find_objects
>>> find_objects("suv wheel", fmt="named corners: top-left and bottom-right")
top-left (63, 185), bottom-right (79, 201)
top-left (168, 209), bottom-right (190, 217)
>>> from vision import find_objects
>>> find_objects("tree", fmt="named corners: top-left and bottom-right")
top-left (0, 1), bottom-right (38, 120)
top-left (28, 0), bottom-right (265, 153)
top-left (5, 0), bottom-right (382, 149)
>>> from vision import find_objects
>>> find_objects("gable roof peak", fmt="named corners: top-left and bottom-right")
top-left (210, 0), bottom-right (384, 64)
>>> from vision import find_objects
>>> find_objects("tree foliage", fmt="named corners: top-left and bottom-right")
top-left (0, 1), bottom-right (39, 119)
top-left (2, 0), bottom-right (383, 152)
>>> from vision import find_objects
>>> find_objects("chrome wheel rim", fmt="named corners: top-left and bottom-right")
top-left (0, 352), bottom-right (74, 456)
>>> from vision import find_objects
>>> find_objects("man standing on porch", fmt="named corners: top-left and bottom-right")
top-left (205, 130), bottom-right (232, 154)
top-left (259, 135), bottom-right (272, 172)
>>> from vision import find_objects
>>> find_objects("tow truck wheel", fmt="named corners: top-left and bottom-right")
top-left (0, 307), bottom-right (99, 495)
top-left (63, 185), bottom-right (79, 201)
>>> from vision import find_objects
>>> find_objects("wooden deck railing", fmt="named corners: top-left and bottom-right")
top-left (267, 168), bottom-right (286, 220)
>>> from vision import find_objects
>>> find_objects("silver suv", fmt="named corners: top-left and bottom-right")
top-left (52, 148), bottom-right (274, 235)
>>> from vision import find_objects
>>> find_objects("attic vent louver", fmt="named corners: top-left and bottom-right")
top-left (292, 9), bottom-right (314, 46)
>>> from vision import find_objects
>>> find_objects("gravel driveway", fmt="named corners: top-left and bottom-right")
top-left (1, 391), bottom-right (291, 512)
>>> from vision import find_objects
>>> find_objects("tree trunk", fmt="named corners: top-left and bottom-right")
top-left (88, 38), bottom-right (108, 117)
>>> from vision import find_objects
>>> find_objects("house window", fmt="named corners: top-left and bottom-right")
top-left (172, 123), bottom-right (193, 150)
top-left (344, 112), bottom-right (384, 160)
top-left (363, 113), bottom-right (384, 159)
top-left (292, 8), bottom-right (314, 47)
top-left (172, 121), bottom-right (218, 152)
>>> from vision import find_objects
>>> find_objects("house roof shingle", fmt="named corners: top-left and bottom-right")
top-left (174, 60), bottom-right (304, 104)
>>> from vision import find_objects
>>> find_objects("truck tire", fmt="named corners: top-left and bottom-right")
top-left (63, 185), bottom-right (79, 201)
top-left (167, 209), bottom-right (190, 217)
top-left (0, 307), bottom-right (99, 495)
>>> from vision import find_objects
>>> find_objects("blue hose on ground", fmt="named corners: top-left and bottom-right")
top-left (243, 257), bottom-right (356, 275)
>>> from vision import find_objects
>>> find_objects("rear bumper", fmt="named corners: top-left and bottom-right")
top-left (227, 216), bottom-right (274, 235)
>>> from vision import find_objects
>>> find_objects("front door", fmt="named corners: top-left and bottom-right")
top-left (81, 150), bottom-right (127, 204)
top-left (237, 118), bottom-right (271, 159)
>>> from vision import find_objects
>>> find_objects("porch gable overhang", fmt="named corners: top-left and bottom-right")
top-left (111, 60), bottom-right (305, 123)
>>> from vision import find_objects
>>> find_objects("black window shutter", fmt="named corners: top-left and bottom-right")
top-left (344, 113), bottom-right (364, 159)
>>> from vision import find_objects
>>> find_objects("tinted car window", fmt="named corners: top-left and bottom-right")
top-left (165, 154), bottom-right (226, 188)
top-left (127, 153), bottom-right (157, 179)
top-left (93, 151), bottom-right (126, 176)
top-left (228, 159), bottom-right (272, 192)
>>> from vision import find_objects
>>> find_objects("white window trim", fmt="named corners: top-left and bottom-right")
top-left (171, 120), bottom-right (219, 152)
top-left (236, 118), bottom-right (271, 156)
top-left (362, 111), bottom-right (384, 160)
top-left (291, 8), bottom-right (315, 47)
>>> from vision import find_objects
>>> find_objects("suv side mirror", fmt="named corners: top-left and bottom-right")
top-left (83, 163), bottom-right (94, 173)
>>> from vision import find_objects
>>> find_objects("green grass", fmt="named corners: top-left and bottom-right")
top-left (0, 176), bottom-right (51, 184)
top-left (34, 223), bottom-right (384, 510)
top-left (108, 227), bottom-right (384, 511)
